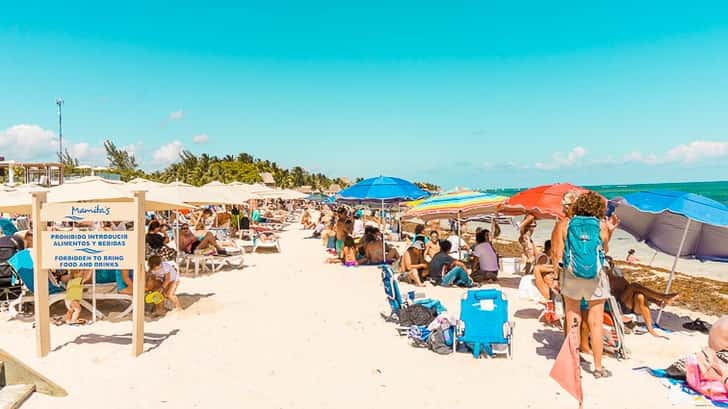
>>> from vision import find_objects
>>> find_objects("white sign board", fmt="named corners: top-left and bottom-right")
top-left (40, 202), bottom-right (136, 222)
top-left (41, 230), bottom-right (137, 269)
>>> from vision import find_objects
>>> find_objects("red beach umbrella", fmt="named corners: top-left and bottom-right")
top-left (499, 183), bottom-right (593, 219)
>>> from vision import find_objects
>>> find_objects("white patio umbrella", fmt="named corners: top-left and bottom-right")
top-left (0, 176), bottom-right (195, 213)
top-left (0, 176), bottom-right (196, 323)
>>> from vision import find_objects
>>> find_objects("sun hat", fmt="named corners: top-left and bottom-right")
top-left (561, 190), bottom-right (581, 209)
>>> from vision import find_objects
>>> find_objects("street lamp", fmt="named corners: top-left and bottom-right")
top-left (56, 98), bottom-right (64, 162)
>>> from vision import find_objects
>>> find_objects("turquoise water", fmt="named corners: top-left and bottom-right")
top-left (484, 180), bottom-right (728, 206)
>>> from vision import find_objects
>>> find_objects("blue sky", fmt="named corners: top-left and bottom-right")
top-left (1, 2), bottom-right (728, 189)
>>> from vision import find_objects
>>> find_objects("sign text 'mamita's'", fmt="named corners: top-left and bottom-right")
top-left (70, 205), bottom-right (111, 216)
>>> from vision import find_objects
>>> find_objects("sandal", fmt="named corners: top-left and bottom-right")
top-left (683, 318), bottom-right (711, 334)
top-left (593, 367), bottom-right (613, 379)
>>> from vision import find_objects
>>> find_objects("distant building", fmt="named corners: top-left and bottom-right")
top-left (0, 160), bottom-right (65, 186)
top-left (259, 172), bottom-right (276, 187)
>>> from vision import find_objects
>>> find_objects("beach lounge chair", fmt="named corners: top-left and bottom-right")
top-left (253, 231), bottom-right (281, 253)
top-left (453, 287), bottom-right (514, 359)
top-left (602, 295), bottom-right (630, 360)
top-left (7, 250), bottom-right (95, 319)
top-left (553, 295), bottom-right (629, 360)
top-left (7, 250), bottom-right (133, 320)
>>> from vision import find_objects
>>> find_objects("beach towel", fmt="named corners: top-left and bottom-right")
top-left (686, 353), bottom-right (728, 402)
top-left (634, 367), bottom-right (728, 407)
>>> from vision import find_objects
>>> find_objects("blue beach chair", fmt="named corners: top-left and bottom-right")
top-left (454, 287), bottom-right (514, 359)
top-left (381, 265), bottom-right (447, 334)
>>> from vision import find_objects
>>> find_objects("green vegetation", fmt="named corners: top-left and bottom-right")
top-left (101, 140), bottom-right (351, 191)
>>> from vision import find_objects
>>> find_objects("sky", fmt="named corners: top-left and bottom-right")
top-left (1, 1), bottom-right (728, 189)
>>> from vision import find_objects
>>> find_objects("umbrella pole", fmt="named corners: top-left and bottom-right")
top-left (381, 200), bottom-right (386, 265)
top-left (656, 218), bottom-right (691, 324)
top-left (649, 250), bottom-right (658, 266)
top-left (92, 253), bottom-right (97, 323)
top-left (457, 213), bottom-right (461, 260)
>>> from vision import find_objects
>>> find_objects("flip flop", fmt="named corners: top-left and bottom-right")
top-left (593, 367), bottom-right (613, 379)
top-left (683, 318), bottom-right (711, 334)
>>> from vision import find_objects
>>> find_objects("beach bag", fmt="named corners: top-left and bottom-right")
top-left (428, 327), bottom-right (454, 355)
top-left (563, 216), bottom-right (604, 279)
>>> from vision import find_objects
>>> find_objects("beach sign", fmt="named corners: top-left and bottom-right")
top-left (40, 230), bottom-right (137, 269)
top-left (32, 193), bottom-right (147, 358)
top-left (39, 203), bottom-right (138, 269)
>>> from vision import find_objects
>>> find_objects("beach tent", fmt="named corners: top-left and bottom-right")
top-left (499, 183), bottom-right (593, 219)
top-left (611, 190), bottom-right (728, 322)
top-left (338, 176), bottom-right (430, 262)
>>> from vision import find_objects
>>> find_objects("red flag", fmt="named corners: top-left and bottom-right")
top-left (550, 326), bottom-right (583, 408)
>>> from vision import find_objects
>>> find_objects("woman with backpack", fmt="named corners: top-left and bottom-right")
top-left (551, 191), bottom-right (619, 379)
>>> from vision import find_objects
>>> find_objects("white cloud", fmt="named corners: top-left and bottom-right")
top-left (0, 124), bottom-right (58, 160)
top-left (663, 140), bottom-right (728, 163)
top-left (535, 146), bottom-right (587, 170)
top-left (623, 140), bottom-right (728, 166)
top-left (68, 142), bottom-right (106, 166)
top-left (168, 110), bottom-right (184, 120)
top-left (152, 141), bottom-right (184, 165)
top-left (192, 133), bottom-right (209, 144)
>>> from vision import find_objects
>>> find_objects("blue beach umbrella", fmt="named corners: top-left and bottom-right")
top-left (337, 176), bottom-right (430, 203)
top-left (611, 190), bottom-right (728, 322)
top-left (337, 176), bottom-right (429, 263)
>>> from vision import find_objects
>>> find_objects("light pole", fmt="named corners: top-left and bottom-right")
top-left (56, 98), bottom-right (64, 161)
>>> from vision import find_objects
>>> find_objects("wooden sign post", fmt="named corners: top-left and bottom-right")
top-left (31, 192), bottom-right (147, 358)
top-left (132, 191), bottom-right (146, 357)
top-left (31, 192), bottom-right (50, 358)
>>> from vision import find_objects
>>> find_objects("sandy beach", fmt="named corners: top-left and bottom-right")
top-left (1, 221), bottom-right (721, 409)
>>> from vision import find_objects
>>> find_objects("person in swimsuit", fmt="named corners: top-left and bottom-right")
top-left (401, 241), bottom-right (428, 287)
top-left (518, 214), bottom-right (537, 274)
top-left (424, 231), bottom-right (440, 262)
top-left (178, 223), bottom-right (227, 255)
top-left (342, 236), bottom-right (358, 267)
top-left (606, 257), bottom-right (678, 337)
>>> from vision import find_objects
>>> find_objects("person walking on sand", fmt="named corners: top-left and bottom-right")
top-left (519, 214), bottom-right (537, 274)
top-left (551, 191), bottom-right (619, 379)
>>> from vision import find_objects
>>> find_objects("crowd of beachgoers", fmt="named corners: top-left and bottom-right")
top-left (306, 190), bottom-right (726, 405)
top-left (0, 181), bottom-right (726, 408)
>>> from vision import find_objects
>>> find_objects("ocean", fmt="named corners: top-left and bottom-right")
top-left (483, 180), bottom-right (728, 205)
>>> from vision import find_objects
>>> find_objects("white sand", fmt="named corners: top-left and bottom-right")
top-left (2, 223), bottom-right (721, 409)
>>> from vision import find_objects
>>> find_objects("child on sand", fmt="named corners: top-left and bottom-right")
top-left (626, 249), bottom-right (640, 264)
top-left (342, 236), bottom-right (358, 267)
top-left (148, 255), bottom-right (181, 310)
top-left (65, 269), bottom-right (91, 324)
